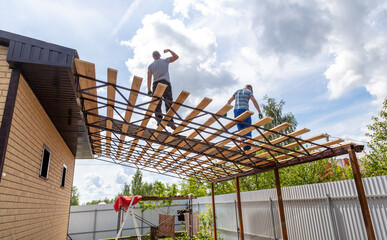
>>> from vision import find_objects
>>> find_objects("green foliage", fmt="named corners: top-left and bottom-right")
top-left (362, 98), bottom-right (387, 177)
top-left (139, 181), bottom-right (178, 213)
top-left (179, 177), bottom-right (209, 197)
top-left (261, 95), bottom-right (298, 142)
top-left (71, 186), bottom-right (80, 206)
top-left (86, 197), bottom-right (114, 205)
top-left (131, 169), bottom-right (143, 195)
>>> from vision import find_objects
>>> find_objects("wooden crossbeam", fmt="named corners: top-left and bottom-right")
top-left (116, 76), bottom-right (143, 158)
top-left (168, 117), bottom-right (273, 173)
top-left (106, 68), bottom-right (117, 156)
top-left (156, 110), bottom-right (254, 171)
top-left (126, 83), bottom-right (167, 161)
top-left (150, 97), bottom-right (213, 168)
top-left (75, 59), bottom-right (101, 154)
top-left (150, 104), bottom-right (233, 164)
top-left (183, 122), bottom-right (293, 176)
top-left (265, 138), bottom-right (345, 163)
top-left (134, 90), bottom-right (190, 164)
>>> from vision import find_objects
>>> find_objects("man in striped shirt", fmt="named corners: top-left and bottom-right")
top-left (227, 85), bottom-right (263, 150)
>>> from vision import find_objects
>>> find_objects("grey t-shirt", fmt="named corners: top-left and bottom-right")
top-left (148, 57), bottom-right (171, 82)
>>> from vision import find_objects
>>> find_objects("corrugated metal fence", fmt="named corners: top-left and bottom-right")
top-left (193, 175), bottom-right (387, 240)
top-left (68, 200), bottom-right (188, 240)
top-left (68, 176), bottom-right (386, 240)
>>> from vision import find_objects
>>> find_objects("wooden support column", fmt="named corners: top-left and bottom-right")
top-left (235, 177), bottom-right (244, 240)
top-left (348, 147), bottom-right (376, 240)
top-left (274, 168), bottom-right (288, 240)
top-left (211, 183), bottom-right (218, 240)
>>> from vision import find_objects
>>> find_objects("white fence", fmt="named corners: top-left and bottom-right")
top-left (68, 200), bottom-right (188, 240)
top-left (68, 176), bottom-right (387, 240)
top-left (193, 175), bottom-right (387, 240)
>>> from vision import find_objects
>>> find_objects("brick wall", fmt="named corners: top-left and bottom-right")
top-left (0, 46), bottom-right (12, 125)
top-left (0, 73), bottom-right (75, 239)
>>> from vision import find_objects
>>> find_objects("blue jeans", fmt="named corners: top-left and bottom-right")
top-left (234, 109), bottom-right (252, 138)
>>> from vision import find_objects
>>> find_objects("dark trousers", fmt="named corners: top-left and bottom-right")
top-left (153, 80), bottom-right (173, 124)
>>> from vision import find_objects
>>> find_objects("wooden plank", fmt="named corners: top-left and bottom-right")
top-left (106, 68), bottom-right (117, 156)
top-left (126, 83), bottom-right (167, 161)
top-left (116, 76), bottom-right (143, 159)
top-left (169, 117), bottom-right (273, 173)
top-left (204, 128), bottom-right (311, 175)
top-left (263, 138), bottom-right (345, 163)
top-left (169, 111), bottom-right (254, 174)
top-left (156, 104), bottom-right (234, 161)
top-left (184, 122), bottom-right (291, 176)
top-left (274, 168), bottom-right (288, 240)
top-left (134, 90), bottom-right (190, 164)
top-left (74, 59), bottom-right (100, 154)
top-left (348, 147), bottom-right (376, 240)
top-left (143, 104), bottom-right (232, 168)
top-left (148, 97), bottom-right (213, 168)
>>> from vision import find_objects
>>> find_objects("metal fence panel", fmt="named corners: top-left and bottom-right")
top-left (193, 175), bottom-right (387, 240)
top-left (68, 200), bottom-right (188, 240)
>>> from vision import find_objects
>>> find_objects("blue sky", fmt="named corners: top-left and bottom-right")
top-left (1, 0), bottom-right (386, 203)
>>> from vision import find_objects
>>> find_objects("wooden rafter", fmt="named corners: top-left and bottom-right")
top-left (75, 64), bottom-right (364, 182)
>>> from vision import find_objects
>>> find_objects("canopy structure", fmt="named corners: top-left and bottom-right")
top-left (74, 59), bottom-right (363, 183)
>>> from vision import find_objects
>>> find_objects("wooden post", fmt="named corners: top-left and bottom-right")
top-left (348, 147), bottom-right (376, 240)
top-left (235, 177), bottom-right (244, 240)
top-left (211, 183), bottom-right (218, 240)
top-left (274, 168), bottom-right (288, 240)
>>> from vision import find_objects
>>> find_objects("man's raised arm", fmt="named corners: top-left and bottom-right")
top-left (164, 49), bottom-right (179, 62)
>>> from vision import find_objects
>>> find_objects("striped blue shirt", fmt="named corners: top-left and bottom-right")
top-left (233, 88), bottom-right (253, 110)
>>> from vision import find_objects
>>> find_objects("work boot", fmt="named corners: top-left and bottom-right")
top-left (167, 121), bottom-right (177, 130)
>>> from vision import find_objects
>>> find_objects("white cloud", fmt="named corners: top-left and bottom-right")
top-left (324, 0), bottom-right (387, 103)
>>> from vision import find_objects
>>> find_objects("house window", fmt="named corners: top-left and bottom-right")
top-left (39, 146), bottom-right (51, 179)
top-left (61, 165), bottom-right (67, 187)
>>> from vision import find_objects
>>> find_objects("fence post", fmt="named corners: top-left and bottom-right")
top-left (269, 198), bottom-right (277, 240)
top-left (326, 194), bottom-right (339, 240)
top-left (348, 147), bottom-right (376, 240)
top-left (93, 209), bottom-right (97, 240)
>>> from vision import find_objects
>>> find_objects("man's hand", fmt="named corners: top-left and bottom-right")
top-left (164, 49), bottom-right (169, 53)
top-left (259, 113), bottom-right (263, 119)
top-left (148, 90), bottom-right (152, 95)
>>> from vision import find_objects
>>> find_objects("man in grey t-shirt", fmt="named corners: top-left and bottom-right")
top-left (147, 49), bottom-right (179, 130)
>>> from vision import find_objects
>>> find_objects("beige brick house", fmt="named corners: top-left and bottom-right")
top-left (0, 30), bottom-right (92, 239)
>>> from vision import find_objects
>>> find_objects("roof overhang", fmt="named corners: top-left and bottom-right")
top-left (0, 30), bottom-right (92, 159)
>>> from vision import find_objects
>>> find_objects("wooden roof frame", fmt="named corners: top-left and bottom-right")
top-left (74, 59), bottom-right (364, 183)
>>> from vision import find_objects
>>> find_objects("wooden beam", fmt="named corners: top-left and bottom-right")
top-left (235, 177), bottom-right (245, 240)
top-left (116, 76), bottom-right (143, 159)
top-left (155, 104), bottom-right (233, 168)
top-left (126, 83), bottom-right (167, 161)
top-left (150, 97), bottom-right (213, 168)
top-left (348, 147), bottom-right (376, 240)
top-left (106, 68), bottom-right (117, 156)
top-left (168, 117), bottom-right (273, 173)
top-left (211, 183), bottom-right (217, 240)
top-left (186, 121), bottom-right (290, 177)
top-left (175, 111), bottom-right (255, 175)
top-left (274, 168), bottom-right (288, 240)
top-left (135, 90), bottom-right (190, 164)
top-left (75, 59), bottom-right (101, 154)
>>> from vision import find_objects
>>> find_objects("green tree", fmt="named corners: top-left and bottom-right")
top-left (179, 177), bottom-right (209, 197)
top-left (362, 98), bottom-right (387, 177)
top-left (261, 95), bottom-right (298, 141)
top-left (71, 186), bottom-right (80, 206)
top-left (131, 169), bottom-right (143, 195)
top-left (86, 197), bottom-right (114, 205)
